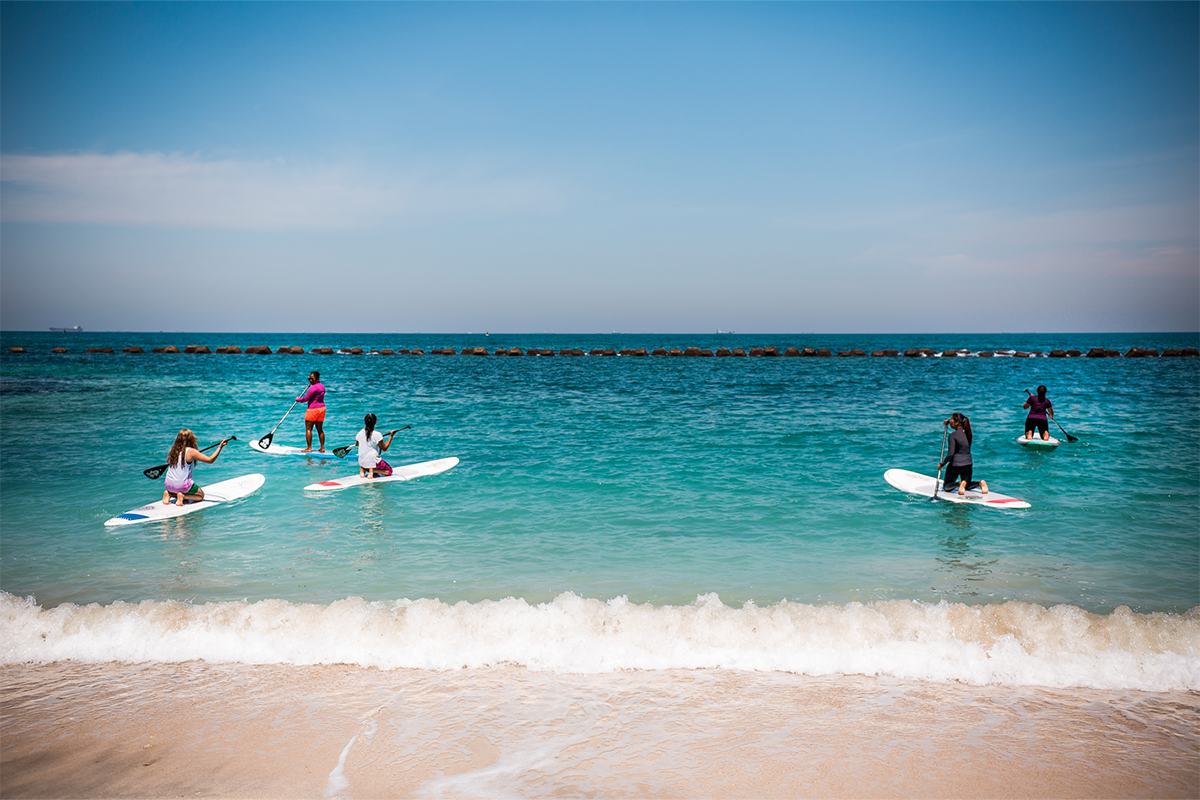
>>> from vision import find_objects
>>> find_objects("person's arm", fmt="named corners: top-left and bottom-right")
top-left (1047, 400), bottom-right (1054, 419)
top-left (1023, 398), bottom-right (1031, 409)
top-left (941, 434), bottom-right (958, 469)
top-left (380, 430), bottom-right (397, 452)
top-left (189, 440), bottom-right (228, 464)
top-left (296, 386), bottom-right (313, 404)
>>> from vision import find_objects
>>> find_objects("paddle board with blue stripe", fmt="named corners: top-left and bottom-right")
top-left (105, 473), bottom-right (266, 527)
top-left (248, 439), bottom-right (338, 459)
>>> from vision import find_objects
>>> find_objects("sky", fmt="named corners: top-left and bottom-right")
top-left (1, 2), bottom-right (1197, 334)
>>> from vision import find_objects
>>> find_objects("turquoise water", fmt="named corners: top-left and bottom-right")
top-left (1, 332), bottom-right (1197, 688)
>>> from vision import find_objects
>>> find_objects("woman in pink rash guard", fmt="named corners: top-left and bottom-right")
top-left (298, 371), bottom-right (326, 453)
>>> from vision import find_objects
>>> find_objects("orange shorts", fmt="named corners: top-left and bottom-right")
top-left (304, 407), bottom-right (326, 423)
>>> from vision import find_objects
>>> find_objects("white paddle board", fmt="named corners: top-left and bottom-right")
top-left (105, 473), bottom-right (266, 527)
top-left (1016, 434), bottom-right (1060, 449)
top-left (248, 439), bottom-right (338, 459)
top-left (304, 457), bottom-right (459, 491)
top-left (883, 469), bottom-right (1030, 509)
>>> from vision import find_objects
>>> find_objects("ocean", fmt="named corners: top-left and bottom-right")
top-left (1, 330), bottom-right (1198, 796)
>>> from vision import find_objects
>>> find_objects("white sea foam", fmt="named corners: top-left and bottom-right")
top-left (2, 591), bottom-right (1197, 691)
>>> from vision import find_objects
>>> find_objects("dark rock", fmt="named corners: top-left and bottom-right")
top-left (397, 349), bottom-right (411, 355)
top-left (589, 349), bottom-right (604, 356)
top-left (978, 352), bottom-right (994, 358)
top-left (380, 349), bottom-right (394, 355)
top-left (8, 347), bottom-right (25, 353)
top-left (1085, 348), bottom-right (1109, 358)
top-left (762, 347), bottom-right (779, 357)
top-left (683, 347), bottom-right (701, 357)
top-left (1066, 350), bottom-right (1082, 357)
top-left (1124, 348), bottom-right (1158, 358)
top-left (700, 349), bottom-right (714, 357)
top-left (632, 348), bottom-right (648, 357)
top-left (275, 346), bottom-right (292, 354)
top-left (291, 347), bottom-right (306, 354)
top-left (652, 348), bottom-right (668, 356)
top-left (163, 345), bottom-right (181, 354)
top-left (51, 347), bottom-right (68, 354)
top-left (509, 348), bottom-right (523, 356)
top-left (123, 346), bottom-right (145, 354)
top-left (603, 349), bottom-right (617, 356)
top-left (716, 348), bottom-right (732, 357)
top-left (1048, 350), bottom-right (1066, 358)
top-left (783, 347), bottom-right (800, 357)
top-left (903, 349), bottom-right (921, 357)
top-left (941, 350), bottom-right (959, 357)
top-left (669, 348), bottom-right (683, 357)
top-left (349, 348), bottom-right (364, 355)
top-left (410, 349), bottom-right (425, 355)
top-left (1013, 352), bottom-right (1029, 358)
top-left (748, 348), bottom-right (764, 357)
top-left (731, 349), bottom-right (747, 357)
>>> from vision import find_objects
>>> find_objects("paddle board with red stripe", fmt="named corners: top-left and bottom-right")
top-left (884, 468), bottom-right (1031, 509)
top-left (303, 457), bottom-right (459, 491)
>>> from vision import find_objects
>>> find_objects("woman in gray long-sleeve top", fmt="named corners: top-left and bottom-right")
top-left (938, 412), bottom-right (989, 496)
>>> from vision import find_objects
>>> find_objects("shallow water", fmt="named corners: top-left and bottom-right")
top-left (1, 332), bottom-right (1197, 689)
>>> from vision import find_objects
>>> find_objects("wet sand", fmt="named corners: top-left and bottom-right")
top-left (2, 661), bottom-right (1197, 799)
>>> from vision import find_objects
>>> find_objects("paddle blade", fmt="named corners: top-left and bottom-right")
top-left (332, 443), bottom-right (354, 458)
top-left (257, 433), bottom-right (273, 449)
top-left (144, 465), bottom-right (167, 480)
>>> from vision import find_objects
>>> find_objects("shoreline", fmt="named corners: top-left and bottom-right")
top-left (3, 661), bottom-right (1197, 799)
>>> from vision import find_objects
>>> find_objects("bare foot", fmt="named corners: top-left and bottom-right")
top-left (300, 448), bottom-right (312, 453)
top-left (980, 480), bottom-right (989, 495)
top-left (162, 491), bottom-right (171, 505)
top-left (175, 498), bottom-right (185, 507)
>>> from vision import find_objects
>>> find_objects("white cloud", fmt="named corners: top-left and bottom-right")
top-left (0, 151), bottom-right (559, 230)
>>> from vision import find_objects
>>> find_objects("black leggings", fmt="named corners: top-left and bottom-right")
top-left (943, 464), bottom-right (978, 491)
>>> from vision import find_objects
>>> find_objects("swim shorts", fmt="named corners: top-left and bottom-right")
top-left (1025, 417), bottom-right (1048, 435)
top-left (165, 480), bottom-right (196, 495)
top-left (305, 407), bottom-right (326, 423)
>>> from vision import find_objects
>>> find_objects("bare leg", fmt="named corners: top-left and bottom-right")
top-left (177, 487), bottom-right (205, 507)
top-left (302, 420), bottom-right (314, 452)
top-left (315, 421), bottom-right (325, 452)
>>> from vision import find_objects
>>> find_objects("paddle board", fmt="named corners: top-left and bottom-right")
top-left (304, 457), bottom-right (459, 491)
top-left (105, 473), bottom-right (266, 527)
top-left (883, 469), bottom-right (1031, 509)
top-left (1016, 434), bottom-right (1060, 449)
top-left (248, 439), bottom-right (338, 459)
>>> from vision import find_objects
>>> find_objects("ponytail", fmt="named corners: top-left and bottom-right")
top-left (364, 413), bottom-right (376, 440)
top-left (168, 429), bottom-right (197, 467)
top-left (950, 412), bottom-right (973, 444)
top-left (1037, 385), bottom-right (1047, 401)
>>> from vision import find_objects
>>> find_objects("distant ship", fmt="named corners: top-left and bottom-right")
top-left (49, 326), bottom-right (83, 332)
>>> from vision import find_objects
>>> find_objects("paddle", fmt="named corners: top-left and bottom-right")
top-left (332, 426), bottom-right (410, 458)
top-left (932, 422), bottom-right (948, 501)
top-left (258, 394), bottom-right (302, 449)
top-left (1023, 389), bottom-right (1078, 442)
top-left (143, 437), bottom-right (236, 479)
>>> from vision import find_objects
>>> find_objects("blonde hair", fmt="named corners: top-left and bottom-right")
top-left (168, 429), bottom-right (198, 467)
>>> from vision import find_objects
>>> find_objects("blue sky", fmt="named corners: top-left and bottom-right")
top-left (2, 2), bottom-right (1196, 333)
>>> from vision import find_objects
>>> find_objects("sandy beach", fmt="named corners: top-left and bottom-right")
top-left (3, 661), bottom-right (1196, 799)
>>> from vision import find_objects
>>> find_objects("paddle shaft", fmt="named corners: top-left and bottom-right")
top-left (143, 436), bottom-right (236, 479)
top-left (258, 396), bottom-right (302, 447)
top-left (932, 423), bottom-right (948, 500)
top-left (333, 426), bottom-right (410, 458)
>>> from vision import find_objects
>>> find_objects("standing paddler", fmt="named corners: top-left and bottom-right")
top-left (298, 371), bottom-right (326, 453)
